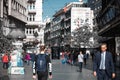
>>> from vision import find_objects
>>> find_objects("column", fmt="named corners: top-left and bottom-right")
top-left (28, 28), bottom-right (30, 35)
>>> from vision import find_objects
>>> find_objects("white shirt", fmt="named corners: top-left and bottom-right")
top-left (100, 51), bottom-right (106, 69)
top-left (78, 54), bottom-right (84, 62)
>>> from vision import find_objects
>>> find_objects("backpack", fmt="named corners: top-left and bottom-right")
top-left (36, 54), bottom-right (47, 72)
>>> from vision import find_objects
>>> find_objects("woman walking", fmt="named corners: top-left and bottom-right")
top-left (25, 53), bottom-right (31, 65)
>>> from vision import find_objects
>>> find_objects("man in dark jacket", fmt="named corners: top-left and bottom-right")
top-left (93, 43), bottom-right (115, 80)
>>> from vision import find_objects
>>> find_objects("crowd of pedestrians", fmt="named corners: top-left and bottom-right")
top-left (0, 44), bottom-right (52, 80)
top-left (0, 43), bottom-right (117, 80)
top-left (59, 43), bottom-right (116, 80)
top-left (60, 50), bottom-right (90, 66)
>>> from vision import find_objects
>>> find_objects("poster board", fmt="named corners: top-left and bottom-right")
top-left (11, 67), bottom-right (24, 74)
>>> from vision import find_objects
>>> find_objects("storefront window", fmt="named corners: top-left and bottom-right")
top-left (115, 37), bottom-right (120, 67)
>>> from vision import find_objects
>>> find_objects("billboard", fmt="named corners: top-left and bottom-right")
top-left (71, 7), bottom-right (93, 32)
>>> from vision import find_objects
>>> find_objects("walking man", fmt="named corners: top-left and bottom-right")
top-left (78, 51), bottom-right (84, 72)
top-left (93, 43), bottom-right (115, 80)
top-left (33, 46), bottom-right (52, 80)
top-left (83, 53), bottom-right (87, 66)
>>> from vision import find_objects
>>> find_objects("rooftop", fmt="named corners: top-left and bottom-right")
top-left (53, 2), bottom-right (84, 17)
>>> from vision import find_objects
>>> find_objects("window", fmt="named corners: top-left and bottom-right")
top-left (27, 17), bottom-right (28, 21)
top-left (30, 3), bottom-right (32, 9)
top-left (26, 29), bottom-right (28, 34)
top-left (28, 14), bottom-right (35, 21)
top-left (95, 8), bottom-right (97, 11)
top-left (33, 15), bottom-right (35, 21)
top-left (29, 3), bottom-right (35, 10)
top-left (33, 29), bottom-right (35, 33)
top-left (29, 28), bottom-right (31, 34)
top-left (33, 3), bottom-right (35, 9)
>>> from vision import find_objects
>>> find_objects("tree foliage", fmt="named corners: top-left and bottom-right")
top-left (0, 26), bottom-right (13, 53)
top-left (73, 24), bottom-right (93, 48)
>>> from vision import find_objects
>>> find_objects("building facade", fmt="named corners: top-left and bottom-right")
top-left (0, 0), bottom-right (3, 28)
top-left (87, 0), bottom-right (102, 26)
top-left (95, 0), bottom-right (120, 79)
top-left (25, 0), bottom-right (45, 45)
top-left (1, 0), bottom-right (27, 36)
top-left (45, 2), bottom-right (94, 51)
top-left (0, 0), bottom-right (27, 52)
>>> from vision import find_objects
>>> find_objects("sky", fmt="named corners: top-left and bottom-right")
top-left (43, 0), bottom-right (88, 20)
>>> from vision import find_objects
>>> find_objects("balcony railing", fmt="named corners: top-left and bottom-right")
top-left (27, 0), bottom-right (36, 2)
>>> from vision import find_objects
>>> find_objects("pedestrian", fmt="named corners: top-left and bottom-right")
top-left (69, 53), bottom-right (73, 65)
top-left (86, 52), bottom-right (89, 59)
top-left (83, 53), bottom-right (87, 66)
top-left (71, 51), bottom-right (75, 65)
top-left (91, 52), bottom-right (94, 61)
top-left (78, 51), bottom-right (84, 72)
top-left (2, 52), bottom-right (9, 69)
top-left (93, 43), bottom-right (115, 80)
top-left (32, 46), bottom-right (52, 80)
top-left (30, 51), bottom-right (36, 67)
top-left (64, 52), bottom-right (68, 63)
top-left (25, 53), bottom-right (31, 65)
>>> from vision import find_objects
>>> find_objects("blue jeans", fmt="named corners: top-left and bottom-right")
top-left (79, 62), bottom-right (83, 71)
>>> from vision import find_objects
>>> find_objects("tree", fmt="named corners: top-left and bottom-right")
top-left (92, 26), bottom-right (101, 48)
top-left (0, 23), bottom-right (13, 53)
top-left (73, 24), bottom-right (93, 48)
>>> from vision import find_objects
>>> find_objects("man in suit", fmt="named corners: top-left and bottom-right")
top-left (93, 43), bottom-right (115, 80)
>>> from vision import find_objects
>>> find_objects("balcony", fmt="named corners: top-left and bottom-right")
top-left (28, 9), bottom-right (36, 14)
top-left (98, 15), bottom-right (120, 37)
top-left (26, 21), bottom-right (41, 26)
top-left (9, 9), bottom-right (27, 23)
top-left (27, 0), bottom-right (36, 3)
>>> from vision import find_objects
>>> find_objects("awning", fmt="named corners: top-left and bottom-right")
top-left (7, 29), bottom-right (26, 39)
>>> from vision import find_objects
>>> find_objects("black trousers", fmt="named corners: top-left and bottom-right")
top-left (37, 71), bottom-right (48, 80)
top-left (84, 58), bottom-right (87, 65)
top-left (97, 70), bottom-right (110, 80)
top-left (3, 62), bottom-right (9, 69)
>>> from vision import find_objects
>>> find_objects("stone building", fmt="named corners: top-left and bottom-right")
top-left (45, 1), bottom-right (94, 51)
top-left (25, 0), bottom-right (45, 45)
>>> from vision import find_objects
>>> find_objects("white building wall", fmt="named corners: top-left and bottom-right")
top-left (35, 0), bottom-right (42, 22)
top-left (70, 6), bottom-right (94, 48)
top-left (26, 0), bottom-right (44, 44)
top-left (0, 0), bottom-right (3, 18)
top-left (71, 7), bottom-right (94, 32)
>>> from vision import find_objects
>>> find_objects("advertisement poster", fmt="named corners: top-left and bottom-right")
top-left (71, 7), bottom-right (93, 32)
